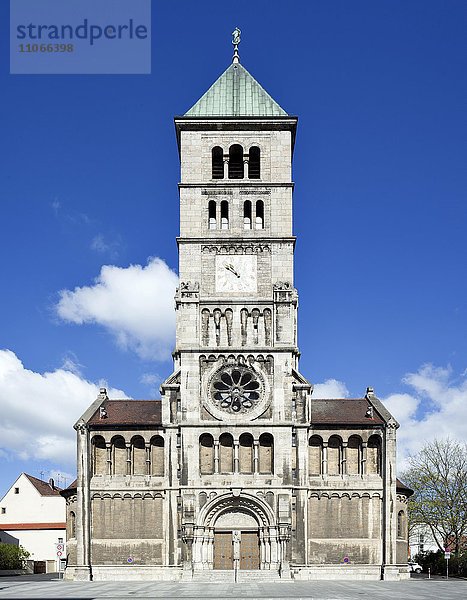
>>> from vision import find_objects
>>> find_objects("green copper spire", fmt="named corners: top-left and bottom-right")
top-left (184, 30), bottom-right (288, 117)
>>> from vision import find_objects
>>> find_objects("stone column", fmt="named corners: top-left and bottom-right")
top-left (342, 442), bottom-right (348, 475)
top-left (259, 528), bottom-right (266, 569)
top-left (74, 421), bottom-right (92, 580)
top-left (214, 440), bottom-right (220, 474)
top-left (126, 443), bottom-right (132, 475)
top-left (106, 442), bottom-right (112, 476)
top-left (145, 442), bottom-right (151, 476)
top-left (322, 442), bottom-right (328, 475)
top-left (223, 157), bottom-right (229, 179)
top-left (207, 528), bottom-right (214, 569)
top-left (253, 440), bottom-right (259, 473)
top-left (362, 441), bottom-right (368, 476)
top-left (234, 440), bottom-right (239, 473)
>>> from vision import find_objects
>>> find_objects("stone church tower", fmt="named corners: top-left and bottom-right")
top-left (63, 34), bottom-right (411, 581)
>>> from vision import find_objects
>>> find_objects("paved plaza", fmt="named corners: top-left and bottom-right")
top-left (0, 575), bottom-right (465, 599)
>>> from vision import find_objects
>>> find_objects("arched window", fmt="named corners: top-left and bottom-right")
top-left (259, 433), bottom-right (274, 474)
top-left (221, 200), bottom-right (229, 229)
top-left (199, 433), bottom-right (214, 475)
top-left (239, 433), bottom-right (254, 474)
top-left (243, 200), bottom-right (252, 229)
top-left (112, 436), bottom-right (126, 475)
top-left (308, 435), bottom-right (323, 476)
top-left (219, 433), bottom-right (234, 473)
top-left (228, 144), bottom-right (244, 179)
top-left (397, 510), bottom-right (405, 538)
top-left (151, 435), bottom-right (164, 476)
top-left (69, 511), bottom-right (76, 538)
top-left (92, 435), bottom-right (107, 476)
top-left (255, 200), bottom-right (264, 229)
top-left (367, 435), bottom-right (382, 475)
top-left (131, 436), bottom-right (146, 475)
top-left (248, 146), bottom-right (260, 179)
top-left (347, 435), bottom-right (363, 475)
top-left (208, 200), bottom-right (216, 230)
top-left (212, 146), bottom-right (224, 179)
top-left (327, 436), bottom-right (342, 475)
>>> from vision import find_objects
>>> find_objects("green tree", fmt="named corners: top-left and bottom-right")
top-left (402, 438), bottom-right (467, 554)
top-left (0, 543), bottom-right (30, 570)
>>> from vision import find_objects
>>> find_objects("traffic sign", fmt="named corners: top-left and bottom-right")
top-left (445, 551), bottom-right (451, 559)
top-left (57, 551), bottom-right (62, 557)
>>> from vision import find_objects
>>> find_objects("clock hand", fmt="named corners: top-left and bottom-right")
top-left (224, 263), bottom-right (240, 278)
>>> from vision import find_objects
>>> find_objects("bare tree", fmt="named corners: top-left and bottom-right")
top-left (402, 438), bottom-right (467, 554)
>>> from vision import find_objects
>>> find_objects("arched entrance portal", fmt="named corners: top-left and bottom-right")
top-left (213, 511), bottom-right (259, 570)
top-left (192, 493), bottom-right (280, 571)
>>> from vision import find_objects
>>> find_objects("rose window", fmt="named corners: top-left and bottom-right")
top-left (211, 367), bottom-right (261, 414)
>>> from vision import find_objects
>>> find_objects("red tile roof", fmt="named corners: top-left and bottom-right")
top-left (0, 523), bottom-right (66, 530)
top-left (88, 400), bottom-right (162, 426)
top-left (310, 398), bottom-right (384, 425)
top-left (24, 474), bottom-right (63, 496)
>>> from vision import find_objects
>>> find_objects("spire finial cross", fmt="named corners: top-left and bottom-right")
top-left (232, 27), bottom-right (241, 64)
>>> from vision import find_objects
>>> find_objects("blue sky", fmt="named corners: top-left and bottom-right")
top-left (1, 0), bottom-right (467, 498)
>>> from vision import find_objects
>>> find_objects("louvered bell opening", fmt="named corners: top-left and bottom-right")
top-left (248, 147), bottom-right (260, 179)
top-left (228, 144), bottom-right (244, 179)
top-left (212, 147), bottom-right (224, 179)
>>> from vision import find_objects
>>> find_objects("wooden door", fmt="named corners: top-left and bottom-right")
top-left (213, 532), bottom-right (233, 570)
top-left (240, 531), bottom-right (260, 570)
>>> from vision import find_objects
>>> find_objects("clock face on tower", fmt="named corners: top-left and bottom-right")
top-left (215, 255), bottom-right (257, 293)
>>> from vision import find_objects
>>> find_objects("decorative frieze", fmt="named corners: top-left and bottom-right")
top-left (202, 244), bottom-right (271, 254)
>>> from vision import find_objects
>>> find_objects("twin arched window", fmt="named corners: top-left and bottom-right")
top-left (212, 145), bottom-right (261, 180)
top-left (243, 200), bottom-right (264, 230)
top-left (208, 200), bottom-right (229, 230)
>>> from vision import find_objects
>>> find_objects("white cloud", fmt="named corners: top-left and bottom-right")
top-left (313, 378), bottom-right (349, 399)
top-left (384, 364), bottom-right (467, 470)
top-left (0, 350), bottom-right (127, 467)
top-left (90, 233), bottom-right (121, 260)
top-left (140, 373), bottom-right (162, 398)
top-left (56, 257), bottom-right (178, 361)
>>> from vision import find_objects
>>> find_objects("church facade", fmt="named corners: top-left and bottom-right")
top-left (63, 37), bottom-right (411, 582)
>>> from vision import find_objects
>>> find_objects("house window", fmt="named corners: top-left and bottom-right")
top-left (14, 487), bottom-right (19, 494)
top-left (1, 508), bottom-right (5, 514)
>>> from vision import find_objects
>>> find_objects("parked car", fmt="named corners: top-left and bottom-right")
top-left (408, 561), bottom-right (423, 574)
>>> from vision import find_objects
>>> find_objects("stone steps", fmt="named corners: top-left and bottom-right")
top-left (191, 569), bottom-right (284, 582)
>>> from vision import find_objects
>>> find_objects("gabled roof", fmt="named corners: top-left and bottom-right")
top-left (185, 62), bottom-right (288, 117)
top-left (396, 478), bottom-right (414, 496)
top-left (88, 399), bottom-right (162, 426)
top-left (24, 474), bottom-right (62, 497)
top-left (310, 398), bottom-right (385, 426)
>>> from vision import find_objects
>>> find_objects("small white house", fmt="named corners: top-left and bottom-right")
top-left (409, 523), bottom-right (440, 558)
top-left (0, 473), bottom-right (66, 572)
